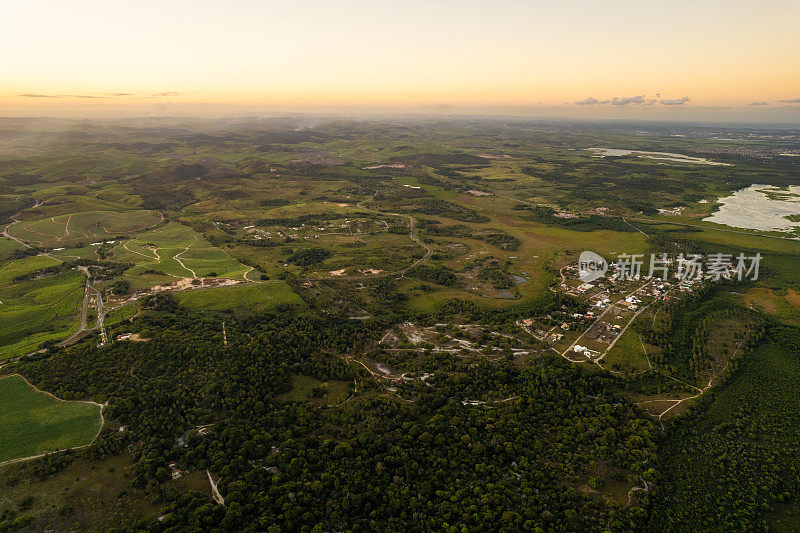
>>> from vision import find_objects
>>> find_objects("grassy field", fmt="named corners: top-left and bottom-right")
top-left (0, 375), bottom-right (102, 463)
top-left (603, 329), bottom-right (655, 374)
top-left (0, 236), bottom-right (22, 258)
top-left (0, 454), bottom-right (161, 530)
top-left (177, 281), bottom-right (304, 312)
top-left (114, 222), bottom-right (250, 287)
top-left (742, 287), bottom-right (800, 326)
top-left (0, 256), bottom-right (85, 359)
top-left (8, 209), bottom-right (162, 247)
top-left (277, 374), bottom-right (351, 404)
top-left (405, 284), bottom-right (525, 313)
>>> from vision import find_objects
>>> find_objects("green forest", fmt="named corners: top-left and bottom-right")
top-left (0, 116), bottom-right (799, 531)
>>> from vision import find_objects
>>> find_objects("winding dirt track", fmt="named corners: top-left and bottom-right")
top-left (207, 470), bottom-right (225, 505)
top-left (173, 236), bottom-right (199, 278)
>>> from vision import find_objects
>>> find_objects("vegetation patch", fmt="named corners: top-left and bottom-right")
top-left (177, 282), bottom-right (304, 312)
top-left (648, 327), bottom-right (800, 532)
top-left (8, 210), bottom-right (162, 247)
top-left (412, 199), bottom-right (490, 223)
top-left (0, 375), bottom-right (102, 464)
top-left (0, 268), bottom-right (84, 359)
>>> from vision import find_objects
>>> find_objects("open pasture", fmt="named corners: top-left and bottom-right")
top-left (0, 236), bottom-right (22, 258)
top-left (8, 209), bottom-right (162, 247)
top-left (115, 222), bottom-right (250, 285)
top-left (176, 281), bottom-right (304, 312)
top-left (0, 375), bottom-right (102, 463)
top-left (0, 268), bottom-right (85, 359)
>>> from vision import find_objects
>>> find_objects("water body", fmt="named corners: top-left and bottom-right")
top-left (588, 147), bottom-right (731, 166)
top-left (512, 274), bottom-right (528, 284)
top-left (704, 184), bottom-right (800, 233)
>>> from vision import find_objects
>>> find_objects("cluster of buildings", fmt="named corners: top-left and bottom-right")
top-left (167, 461), bottom-right (183, 480)
top-left (517, 305), bottom-right (597, 339)
top-left (516, 252), bottom-right (737, 363)
top-left (572, 345), bottom-right (600, 358)
top-left (584, 321), bottom-right (623, 344)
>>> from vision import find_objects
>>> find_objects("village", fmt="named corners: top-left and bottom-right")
top-left (519, 257), bottom-right (736, 363)
top-left (366, 254), bottom-right (734, 376)
top-left (375, 257), bottom-right (733, 373)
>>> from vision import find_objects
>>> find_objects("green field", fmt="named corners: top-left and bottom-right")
top-left (103, 303), bottom-right (138, 326)
top-left (0, 256), bottom-right (85, 359)
top-left (0, 236), bottom-right (22, 258)
top-left (0, 375), bottom-right (102, 463)
top-left (277, 373), bottom-right (351, 404)
top-left (8, 209), bottom-right (162, 247)
top-left (603, 329), bottom-right (655, 373)
top-left (0, 254), bottom-right (61, 284)
top-left (114, 222), bottom-right (250, 287)
top-left (177, 282), bottom-right (304, 312)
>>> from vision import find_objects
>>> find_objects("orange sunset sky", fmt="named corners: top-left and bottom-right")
top-left (1, 0), bottom-right (799, 121)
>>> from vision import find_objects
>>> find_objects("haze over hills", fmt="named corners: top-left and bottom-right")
top-left (2, 0), bottom-right (800, 531)
top-left (0, 115), bottom-right (799, 530)
top-left (2, 0), bottom-right (799, 122)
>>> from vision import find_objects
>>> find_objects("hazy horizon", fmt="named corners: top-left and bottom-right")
top-left (2, 107), bottom-right (800, 127)
top-left (2, 0), bottom-right (799, 123)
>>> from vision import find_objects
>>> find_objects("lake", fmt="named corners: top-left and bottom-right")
top-left (704, 184), bottom-right (800, 233)
top-left (588, 148), bottom-right (731, 166)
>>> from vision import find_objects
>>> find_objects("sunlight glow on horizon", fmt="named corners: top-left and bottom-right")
top-left (1, 0), bottom-right (799, 120)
